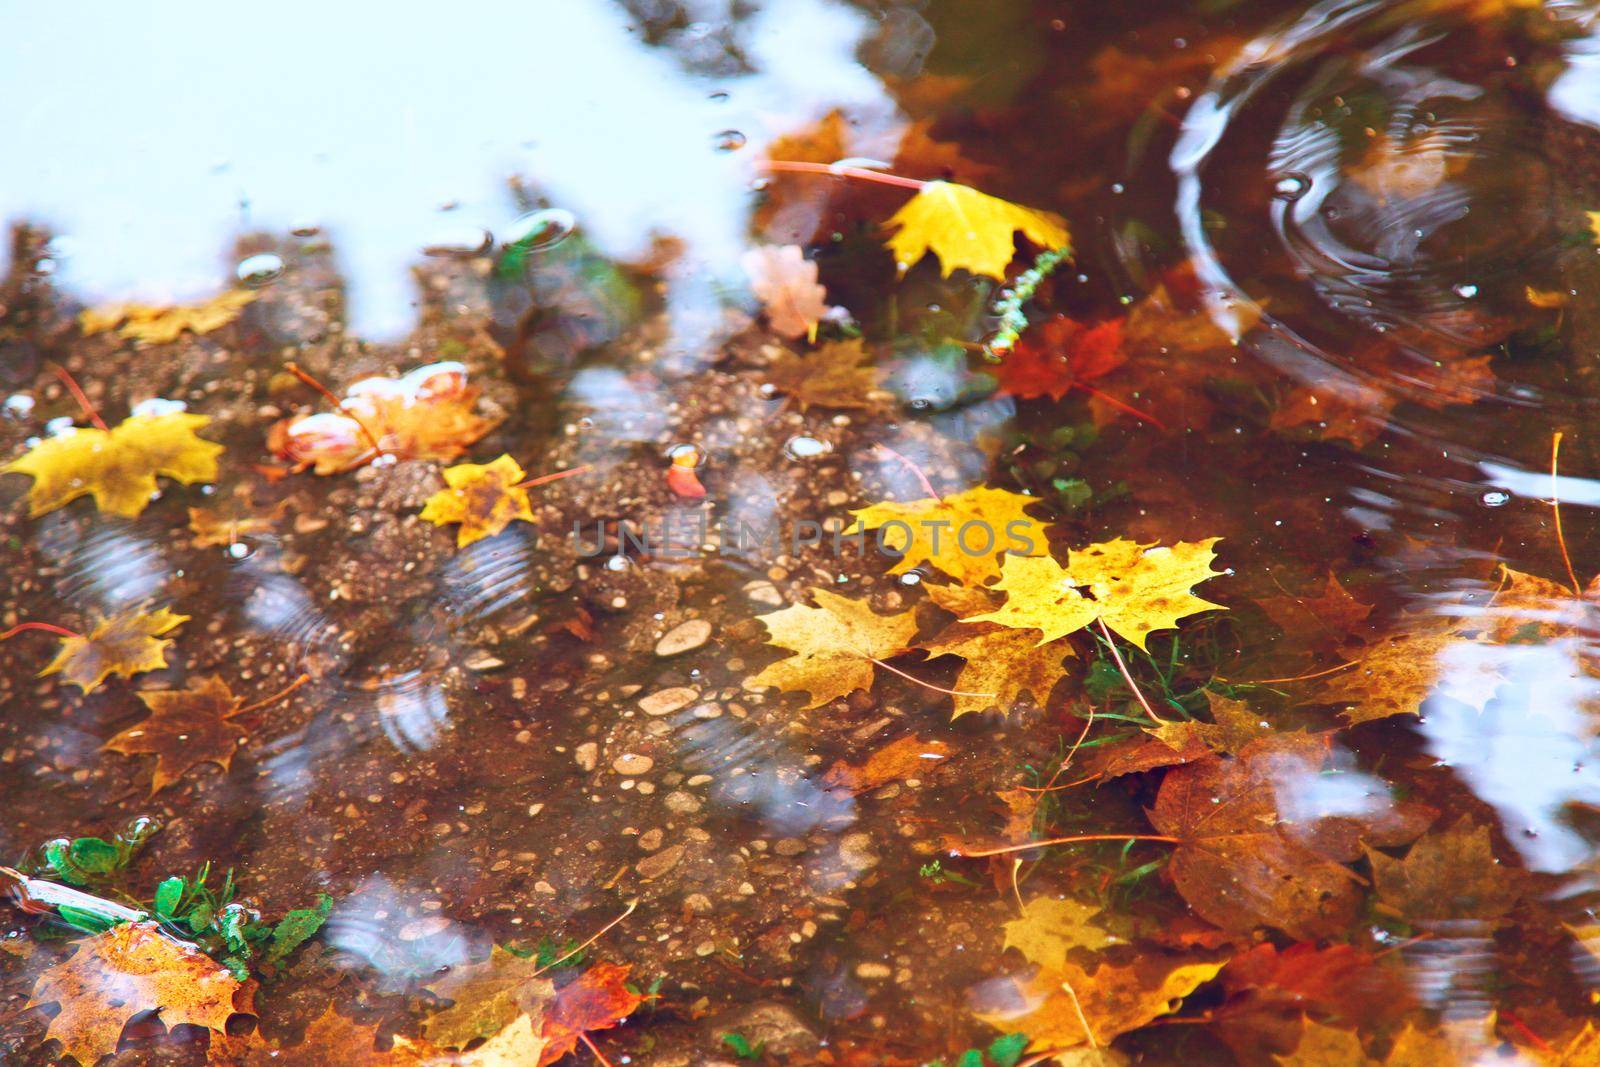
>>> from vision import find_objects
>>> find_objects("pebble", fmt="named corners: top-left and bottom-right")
top-left (613, 753), bottom-right (655, 775)
top-left (636, 843), bottom-right (685, 880)
top-left (574, 742), bottom-right (598, 771)
top-left (774, 838), bottom-right (806, 856)
top-left (655, 619), bottom-right (711, 657)
top-left (398, 916), bottom-right (453, 941)
top-left (638, 827), bottom-right (665, 850)
top-left (839, 832), bottom-right (878, 870)
top-left (664, 790), bottom-right (702, 815)
top-left (854, 961), bottom-right (892, 980)
top-left (639, 687), bottom-right (697, 716)
top-left (744, 580), bottom-right (783, 607)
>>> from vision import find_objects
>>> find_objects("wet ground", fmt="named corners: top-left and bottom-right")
top-left (7, 0), bottom-right (1600, 1064)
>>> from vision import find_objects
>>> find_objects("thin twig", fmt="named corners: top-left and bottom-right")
top-left (869, 655), bottom-right (995, 700)
top-left (233, 673), bottom-right (310, 716)
top-left (47, 362), bottom-right (108, 431)
top-left (533, 898), bottom-right (638, 977)
top-left (579, 1033), bottom-right (617, 1067)
top-left (874, 443), bottom-right (939, 500)
top-left (0, 621), bottom-right (79, 641)
top-left (1097, 619), bottom-right (1165, 725)
top-left (759, 159), bottom-right (928, 191)
top-left (284, 362), bottom-right (385, 459)
top-left (951, 833), bottom-right (1180, 858)
top-left (1229, 660), bottom-right (1357, 686)
top-left (516, 464), bottom-right (592, 490)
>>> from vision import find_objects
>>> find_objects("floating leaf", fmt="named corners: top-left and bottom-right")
top-left (422, 945), bottom-right (557, 1049)
top-left (1313, 626), bottom-right (1492, 726)
top-left (420, 454), bottom-right (536, 547)
top-left (4, 413), bottom-right (223, 518)
top-left (40, 606), bottom-right (188, 694)
top-left (102, 675), bottom-right (248, 795)
top-left (918, 624), bottom-right (1073, 720)
top-left (969, 537), bottom-right (1226, 649)
top-left (765, 339), bottom-right (886, 412)
top-left (269, 362), bottom-right (499, 475)
top-left (745, 588), bottom-right (919, 709)
top-left (79, 289), bottom-right (256, 345)
top-left (742, 244), bottom-right (832, 340)
top-left (1255, 573), bottom-right (1373, 649)
top-left (994, 316), bottom-right (1125, 402)
top-left (885, 181), bottom-right (1070, 280)
top-left (847, 485), bottom-right (1049, 586)
top-left (26, 921), bottom-right (239, 1066)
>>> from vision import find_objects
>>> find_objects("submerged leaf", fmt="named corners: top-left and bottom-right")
top-left (885, 181), bottom-right (1070, 280)
top-left (745, 588), bottom-right (919, 708)
top-left (79, 289), bottom-right (257, 345)
top-left (1002, 897), bottom-right (1119, 972)
top-left (765, 339), bottom-right (886, 412)
top-left (4, 413), bottom-right (223, 518)
top-left (742, 244), bottom-right (832, 340)
top-left (821, 734), bottom-right (953, 793)
top-left (26, 921), bottom-right (239, 1066)
top-left (102, 675), bottom-right (248, 794)
top-left (995, 316), bottom-right (1126, 402)
top-left (422, 945), bottom-right (557, 1049)
top-left (1366, 821), bottom-right (1519, 924)
top-left (40, 606), bottom-right (189, 694)
top-left (420, 454), bottom-right (536, 547)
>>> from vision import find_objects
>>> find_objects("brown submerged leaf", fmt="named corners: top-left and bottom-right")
top-left (765, 338), bottom-right (886, 412)
top-left (822, 734), bottom-right (953, 794)
top-left (421, 945), bottom-right (556, 1049)
top-left (1366, 820), bottom-right (1519, 924)
top-left (102, 676), bottom-right (249, 795)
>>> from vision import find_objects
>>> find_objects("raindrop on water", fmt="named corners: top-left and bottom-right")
top-left (236, 252), bottom-right (284, 287)
top-left (1453, 283), bottom-right (1479, 299)
top-left (1480, 490), bottom-right (1511, 508)
top-left (503, 208), bottom-right (576, 253)
top-left (712, 129), bottom-right (747, 152)
top-left (1272, 173), bottom-right (1312, 201)
top-left (667, 443), bottom-right (703, 468)
top-left (3, 394), bottom-right (34, 418)
top-left (899, 570), bottom-right (924, 586)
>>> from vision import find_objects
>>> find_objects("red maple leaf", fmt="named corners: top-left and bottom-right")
top-left (539, 962), bottom-right (644, 1065)
top-left (995, 316), bottom-right (1126, 401)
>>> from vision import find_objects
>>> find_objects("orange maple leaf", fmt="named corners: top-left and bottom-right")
top-left (539, 962), bottom-right (643, 1066)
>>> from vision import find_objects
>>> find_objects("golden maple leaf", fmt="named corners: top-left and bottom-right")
top-left (884, 181), bottom-right (1071, 280)
top-left (745, 588), bottom-right (919, 708)
top-left (847, 485), bottom-right (1050, 586)
top-left (102, 675), bottom-right (248, 795)
top-left (26, 921), bottom-right (239, 1066)
top-left (187, 504), bottom-right (280, 548)
top-left (974, 955), bottom-right (1223, 1053)
top-left (422, 945), bottom-right (557, 1049)
top-left (420, 454), bottom-right (537, 548)
top-left (1313, 626), bottom-right (1493, 725)
top-left (765, 339), bottom-right (886, 412)
top-left (969, 537), bottom-right (1226, 649)
top-left (79, 289), bottom-right (257, 345)
top-left (919, 624), bottom-right (1073, 720)
top-left (223, 1003), bottom-right (550, 1065)
top-left (40, 606), bottom-right (189, 694)
top-left (4, 412), bottom-right (224, 518)
top-left (742, 244), bottom-right (831, 340)
top-left (1002, 897), bottom-right (1120, 973)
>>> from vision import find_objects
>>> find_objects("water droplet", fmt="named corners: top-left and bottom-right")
top-left (749, 177), bottom-right (771, 192)
top-left (1272, 173), bottom-right (1312, 201)
top-left (606, 554), bottom-right (631, 572)
top-left (712, 129), bottom-right (747, 152)
top-left (783, 435), bottom-right (830, 459)
top-left (899, 570), bottom-right (925, 586)
top-left (1480, 489), bottom-right (1511, 508)
top-left (4, 394), bottom-right (35, 418)
top-left (577, 416), bottom-right (595, 430)
top-left (423, 227), bottom-right (493, 258)
top-left (908, 397), bottom-right (934, 412)
top-left (667, 443), bottom-right (703, 468)
top-left (503, 208), bottom-right (576, 253)
top-left (236, 252), bottom-right (284, 287)
top-left (45, 416), bottom-right (77, 437)
top-left (1110, 182), bottom-right (1125, 194)
top-left (227, 539), bottom-right (257, 560)
top-left (1453, 283), bottom-right (1479, 299)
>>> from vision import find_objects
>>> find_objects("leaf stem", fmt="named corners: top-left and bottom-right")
top-left (234, 673), bottom-right (310, 717)
top-left (1096, 619), bottom-right (1165, 725)
top-left (869, 655), bottom-right (994, 700)
top-left (1552, 431), bottom-right (1581, 596)
top-left (516, 463), bottom-right (592, 490)
top-left (284, 362), bottom-right (386, 460)
top-left (580, 1032), bottom-right (618, 1067)
top-left (759, 159), bottom-right (928, 191)
top-left (46, 362), bottom-right (109, 431)
top-left (874, 443), bottom-right (939, 500)
top-left (0, 621), bottom-right (80, 641)
top-left (951, 833), bottom-right (1180, 858)
top-left (533, 897), bottom-right (638, 978)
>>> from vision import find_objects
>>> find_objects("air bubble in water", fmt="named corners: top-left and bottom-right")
top-left (236, 252), bottom-right (284, 287)
top-left (783, 435), bottom-right (830, 459)
top-left (1273, 173), bottom-right (1312, 201)
top-left (1480, 490), bottom-right (1510, 508)
top-left (1454, 283), bottom-right (1479, 299)
top-left (713, 129), bottom-right (747, 152)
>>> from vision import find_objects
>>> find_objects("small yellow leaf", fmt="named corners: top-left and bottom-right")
top-left (420, 455), bottom-right (536, 547)
top-left (1002, 897), bottom-right (1120, 973)
top-left (918, 625), bottom-right (1073, 720)
top-left (40, 606), bottom-right (189, 694)
top-left (745, 588), bottom-right (918, 708)
top-left (847, 485), bottom-right (1049, 586)
top-left (884, 181), bottom-right (1070, 280)
top-left (3, 412), bottom-right (224, 518)
top-left (1588, 210), bottom-right (1600, 246)
top-left (79, 289), bottom-right (257, 345)
top-left (969, 537), bottom-right (1226, 649)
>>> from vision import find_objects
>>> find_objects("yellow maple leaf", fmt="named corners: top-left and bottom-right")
top-left (1313, 626), bottom-right (1493, 725)
top-left (974, 956), bottom-right (1223, 1053)
top-left (3, 412), bottom-right (224, 518)
top-left (421, 944), bottom-right (557, 1048)
top-left (1589, 210), bottom-right (1600, 246)
top-left (919, 625), bottom-right (1073, 720)
top-left (884, 180), bottom-right (1071, 280)
top-left (26, 921), bottom-right (239, 1066)
top-left (1002, 897), bottom-right (1120, 973)
top-left (420, 454), bottom-right (537, 548)
top-left (79, 289), bottom-right (257, 345)
top-left (969, 537), bottom-right (1226, 649)
top-left (40, 606), bottom-right (189, 693)
top-left (766, 339), bottom-right (886, 412)
top-left (847, 485), bottom-right (1050, 586)
top-left (745, 588), bottom-right (919, 708)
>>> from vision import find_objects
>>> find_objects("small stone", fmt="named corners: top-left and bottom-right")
top-left (639, 687), bottom-right (698, 716)
top-left (744, 580), bottom-right (783, 607)
top-left (613, 753), bottom-right (655, 775)
top-left (684, 893), bottom-right (713, 913)
top-left (695, 940), bottom-right (717, 957)
top-left (774, 838), bottom-right (806, 856)
top-left (574, 742), bottom-right (598, 771)
top-left (398, 916), bottom-right (453, 941)
top-left (839, 832), bottom-right (878, 870)
top-left (854, 961), bottom-right (892, 980)
top-left (636, 843), bottom-right (686, 880)
top-left (639, 827), bottom-right (665, 851)
top-left (664, 790), bottom-right (702, 815)
top-left (464, 654), bottom-right (505, 671)
top-left (655, 619), bottom-right (712, 657)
